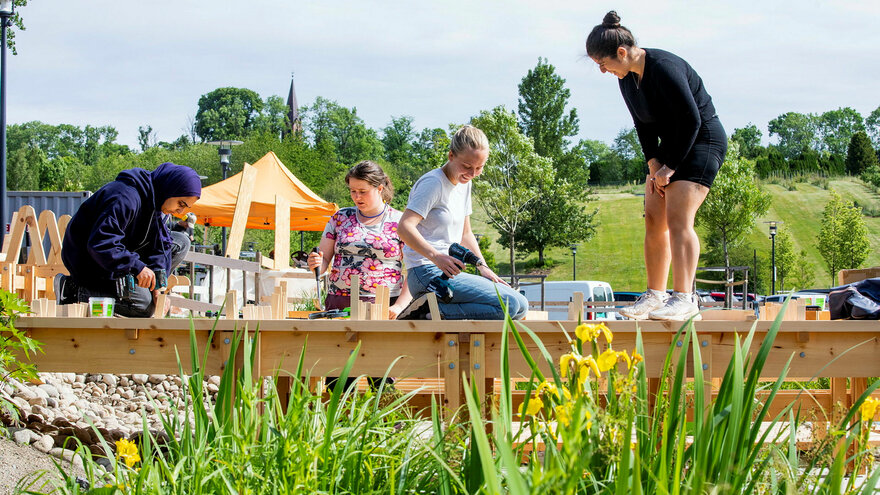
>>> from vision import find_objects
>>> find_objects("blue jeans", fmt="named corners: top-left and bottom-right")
top-left (407, 264), bottom-right (529, 320)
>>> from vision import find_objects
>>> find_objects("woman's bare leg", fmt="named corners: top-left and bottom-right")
top-left (644, 171), bottom-right (670, 291)
top-left (664, 181), bottom-right (710, 293)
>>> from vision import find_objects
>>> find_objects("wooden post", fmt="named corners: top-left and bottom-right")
top-left (225, 163), bottom-right (259, 259)
top-left (568, 291), bottom-right (584, 321)
top-left (470, 333), bottom-right (486, 407)
top-left (350, 274), bottom-right (360, 320)
top-left (443, 333), bottom-right (460, 417)
top-left (224, 290), bottom-right (238, 320)
top-left (274, 195), bottom-right (290, 270)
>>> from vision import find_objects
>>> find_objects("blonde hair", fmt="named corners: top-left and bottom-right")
top-left (450, 125), bottom-right (489, 156)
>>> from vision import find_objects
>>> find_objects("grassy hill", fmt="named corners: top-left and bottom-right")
top-left (472, 177), bottom-right (880, 293)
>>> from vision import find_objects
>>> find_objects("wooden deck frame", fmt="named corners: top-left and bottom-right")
top-left (9, 318), bottom-right (880, 420)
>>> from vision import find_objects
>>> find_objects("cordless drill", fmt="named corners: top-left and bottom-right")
top-left (116, 268), bottom-right (167, 301)
top-left (426, 243), bottom-right (482, 303)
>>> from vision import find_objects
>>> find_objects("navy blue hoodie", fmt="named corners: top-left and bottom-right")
top-left (62, 164), bottom-right (199, 292)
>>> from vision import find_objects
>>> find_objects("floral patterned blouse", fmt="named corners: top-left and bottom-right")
top-left (323, 206), bottom-right (405, 298)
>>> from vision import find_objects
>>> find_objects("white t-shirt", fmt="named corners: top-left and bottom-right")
top-left (402, 167), bottom-right (473, 268)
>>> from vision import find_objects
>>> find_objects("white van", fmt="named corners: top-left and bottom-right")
top-left (519, 281), bottom-right (616, 321)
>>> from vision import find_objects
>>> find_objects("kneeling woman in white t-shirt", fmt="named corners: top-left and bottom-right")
top-left (397, 125), bottom-right (529, 320)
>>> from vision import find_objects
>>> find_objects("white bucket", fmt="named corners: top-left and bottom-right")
top-left (89, 297), bottom-right (115, 317)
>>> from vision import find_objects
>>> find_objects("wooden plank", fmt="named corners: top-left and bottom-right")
top-left (19, 206), bottom-right (47, 266)
top-left (701, 309), bottom-right (755, 321)
top-left (470, 333), bottom-right (486, 403)
top-left (224, 290), bottom-right (239, 320)
top-left (426, 292), bottom-right (441, 321)
top-left (350, 274), bottom-right (360, 320)
top-left (224, 163), bottom-right (259, 260)
top-left (568, 291), bottom-right (584, 321)
top-left (443, 333), bottom-right (460, 415)
top-left (37, 210), bottom-right (64, 265)
top-left (167, 294), bottom-right (220, 313)
top-left (524, 310), bottom-right (549, 321)
top-left (837, 266), bottom-right (880, 286)
top-left (183, 251), bottom-right (261, 273)
top-left (273, 194), bottom-right (290, 270)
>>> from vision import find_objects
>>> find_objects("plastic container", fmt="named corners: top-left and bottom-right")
top-left (89, 297), bottom-right (115, 317)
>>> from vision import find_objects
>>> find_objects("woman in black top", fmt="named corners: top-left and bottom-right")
top-left (587, 11), bottom-right (727, 321)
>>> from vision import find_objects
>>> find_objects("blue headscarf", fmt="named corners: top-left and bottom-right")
top-left (150, 162), bottom-right (202, 208)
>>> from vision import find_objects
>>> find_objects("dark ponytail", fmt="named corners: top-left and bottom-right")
top-left (586, 10), bottom-right (637, 59)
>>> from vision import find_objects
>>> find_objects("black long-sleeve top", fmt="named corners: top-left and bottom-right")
top-left (619, 48), bottom-right (717, 169)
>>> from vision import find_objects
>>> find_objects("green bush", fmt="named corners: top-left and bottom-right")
top-left (0, 290), bottom-right (42, 423)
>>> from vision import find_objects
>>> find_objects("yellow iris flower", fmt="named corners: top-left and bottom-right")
top-left (574, 322), bottom-right (613, 343)
top-left (597, 348), bottom-right (619, 372)
top-left (115, 438), bottom-right (141, 468)
top-left (860, 397), bottom-right (880, 423)
top-left (560, 353), bottom-right (577, 378)
top-left (617, 351), bottom-right (632, 369)
top-left (519, 395), bottom-right (544, 416)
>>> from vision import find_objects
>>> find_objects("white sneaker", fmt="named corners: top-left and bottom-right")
top-left (619, 290), bottom-right (669, 320)
top-left (649, 292), bottom-right (702, 321)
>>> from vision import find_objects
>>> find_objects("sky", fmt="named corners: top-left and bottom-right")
top-left (7, 1), bottom-right (880, 150)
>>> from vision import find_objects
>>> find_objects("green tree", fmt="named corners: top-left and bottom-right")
top-left (695, 153), bottom-right (771, 276)
top-left (730, 123), bottom-right (763, 159)
top-left (194, 87), bottom-right (264, 142)
top-left (816, 190), bottom-right (871, 284)
top-left (42, 156), bottom-right (84, 191)
top-left (301, 96), bottom-right (384, 165)
top-left (517, 57), bottom-right (579, 160)
top-left (816, 107), bottom-right (865, 156)
top-left (4, 1), bottom-right (29, 54)
top-left (866, 105), bottom-right (880, 148)
top-left (253, 95), bottom-right (290, 139)
top-left (6, 145), bottom-right (42, 190)
top-left (789, 250), bottom-right (816, 290)
top-left (845, 131), bottom-right (878, 175)
top-left (611, 128), bottom-right (646, 183)
top-left (755, 147), bottom-right (787, 178)
top-left (382, 116), bottom-right (416, 168)
top-left (138, 125), bottom-right (155, 152)
top-left (768, 112), bottom-right (817, 160)
top-left (471, 106), bottom-right (555, 277)
top-left (774, 228), bottom-right (796, 292)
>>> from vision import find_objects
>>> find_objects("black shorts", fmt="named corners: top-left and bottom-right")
top-left (669, 116), bottom-right (727, 188)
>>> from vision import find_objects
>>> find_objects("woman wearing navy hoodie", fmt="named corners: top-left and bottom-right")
top-left (59, 162), bottom-right (202, 317)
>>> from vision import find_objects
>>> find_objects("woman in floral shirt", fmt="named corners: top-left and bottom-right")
top-left (308, 161), bottom-right (411, 319)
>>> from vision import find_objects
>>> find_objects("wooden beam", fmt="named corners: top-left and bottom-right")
top-left (225, 163), bottom-right (259, 260)
top-left (273, 195), bottom-right (290, 270)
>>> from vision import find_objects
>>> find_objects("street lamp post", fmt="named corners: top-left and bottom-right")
top-left (570, 244), bottom-right (578, 281)
top-left (0, 0), bottom-right (14, 235)
top-left (207, 140), bottom-right (243, 256)
top-left (764, 221), bottom-right (781, 294)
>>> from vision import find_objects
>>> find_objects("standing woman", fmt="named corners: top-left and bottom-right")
top-left (398, 125), bottom-right (529, 320)
top-left (587, 11), bottom-right (727, 320)
top-left (308, 161), bottom-right (412, 319)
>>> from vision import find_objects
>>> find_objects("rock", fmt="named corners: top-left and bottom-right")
top-left (46, 397), bottom-right (58, 408)
top-left (96, 457), bottom-right (113, 472)
top-left (119, 376), bottom-right (130, 387)
top-left (208, 376), bottom-right (221, 386)
top-left (13, 428), bottom-right (34, 444)
top-left (132, 374), bottom-right (148, 385)
top-left (34, 434), bottom-right (55, 453)
top-left (12, 384), bottom-right (37, 400)
top-left (155, 383), bottom-right (165, 394)
top-left (60, 373), bottom-right (77, 384)
top-left (38, 383), bottom-right (60, 398)
top-left (27, 396), bottom-right (47, 407)
top-left (207, 383), bottom-right (219, 394)
top-left (71, 382), bottom-right (85, 390)
top-left (48, 448), bottom-right (84, 470)
top-left (120, 389), bottom-right (134, 400)
top-left (148, 374), bottom-right (167, 384)
top-left (102, 374), bottom-right (118, 388)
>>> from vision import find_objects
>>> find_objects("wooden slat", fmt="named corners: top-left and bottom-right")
top-left (273, 194), bottom-right (290, 270)
top-left (183, 251), bottom-right (261, 273)
top-left (224, 163), bottom-right (259, 259)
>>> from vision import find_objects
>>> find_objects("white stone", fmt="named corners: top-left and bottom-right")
top-left (60, 373), bottom-right (76, 383)
top-left (206, 383), bottom-right (219, 394)
top-left (148, 374), bottom-right (167, 384)
top-left (13, 428), bottom-right (34, 444)
top-left (102, 374), bottom-right (118, 388)
top-left (207, 376), bottom-right (221, 386)
top-left (34, 434), bottom-right (54, 453)
top-left (119, 376), bottom-right (130, 387)
top-left (27, 396), bottom-right (47, 407)
top-left (37, 383), bottom-right (60, 398)
top-left (132, 374), bottom-right (148, 385)
top-left (74, 374), bottom-right (86, 384)
top-left (71, 382), bottom-right (84, 390)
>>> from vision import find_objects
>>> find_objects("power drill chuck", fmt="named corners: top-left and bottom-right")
top-left (116, 268), bottom-right (167, 301)
top-left (427, 243), bottom-right (480, 303)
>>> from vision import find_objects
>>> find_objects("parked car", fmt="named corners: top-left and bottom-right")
top-left (519, 281), bottom-right (615, 321)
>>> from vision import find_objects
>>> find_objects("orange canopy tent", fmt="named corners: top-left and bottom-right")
top-left (190, 151), bottom-right (338, 231)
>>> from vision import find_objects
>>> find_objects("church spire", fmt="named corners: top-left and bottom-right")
top-left (283, 72), bottom-right (302, 138)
